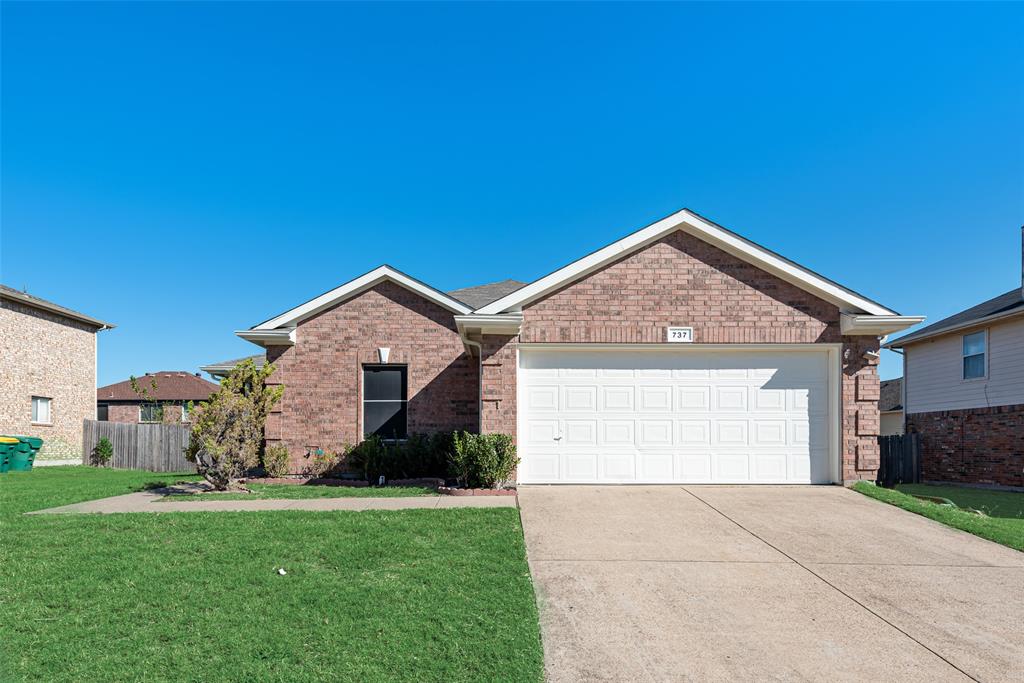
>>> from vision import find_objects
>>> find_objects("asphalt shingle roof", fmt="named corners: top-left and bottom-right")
top-left (887, 288), bottom-right (1023, 348)
top-left (98, 372), bottom-right (220, 401)
top-left (1, 283), bottom-right (114, 329)
top-left (879, 378), bottom-right (902, 412)
top-left (447, 279), bottom-right (527, 309)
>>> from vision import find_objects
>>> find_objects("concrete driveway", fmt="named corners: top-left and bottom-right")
top-left (518, 485), bottom-right (1024, 682)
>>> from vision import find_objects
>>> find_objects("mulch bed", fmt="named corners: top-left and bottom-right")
top-left (241, 476), bottom-right (516, 496)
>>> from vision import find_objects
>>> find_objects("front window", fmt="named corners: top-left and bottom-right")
top-left (363, 365), bottom-right (407, 439)
top-left (31, 396), bottom-right (52, 424)
top-left (962, 331), bottom-right (986, 380)
top-left (139, 404), bottom-right (164, 423)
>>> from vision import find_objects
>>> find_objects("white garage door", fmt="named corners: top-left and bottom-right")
top-left (518, 348), bottom-right (833, 484)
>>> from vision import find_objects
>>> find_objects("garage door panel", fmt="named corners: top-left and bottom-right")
top-left (519, 349), bottom-right (833, 484)
top-left (638, 452), bottom-right (675, 480)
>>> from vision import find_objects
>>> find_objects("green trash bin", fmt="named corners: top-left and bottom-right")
top-left (0, 438), bottom-right (16, 473)
top-left (9, 436), bottom-right (43, 471)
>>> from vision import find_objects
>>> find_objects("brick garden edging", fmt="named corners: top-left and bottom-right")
top-left (242, 475), bottom-right (516, 496)
top-left (437, 486), bottom-right (517, 496)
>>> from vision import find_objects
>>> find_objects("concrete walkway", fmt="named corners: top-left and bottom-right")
top-left (519, 485), bottom-right (1024, 683)
top-left (28, 489), bottom-right (517, 514)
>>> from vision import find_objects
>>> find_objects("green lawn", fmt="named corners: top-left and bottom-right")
top-left (162, 482), bottom-right (437, 501)
top-left (896, 483), bottom-right (1024, 519)
top-left (852, 481), bottom-right (1024, 552)
top-left (0, 467), bottom-right (543, 682)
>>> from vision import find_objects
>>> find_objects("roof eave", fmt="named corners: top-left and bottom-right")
top-left (0, 290), bottom-right (116, 330)
top-left (236, 328), bottom-right (296, 347)
top-left (840, 314), bottom-right (926, 336)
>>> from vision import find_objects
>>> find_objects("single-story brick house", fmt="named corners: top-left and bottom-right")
top-left (236, 208), bottom-right (922, 484)
top-left (97, 371), bottom-right (219, 423)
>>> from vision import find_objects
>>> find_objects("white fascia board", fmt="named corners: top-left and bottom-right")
top-left (253, 265), bottom-right (472, 330)
top-left (840, 314), bottom-right (926, 336)
top-left (476, 208), bottom-right (897, 316)
top-left (454, 313), bottom-right (524, 336)
top-left (883, 307), bottom-right (1024, 349)
top-left (236, 328), bottom-right (296, 347)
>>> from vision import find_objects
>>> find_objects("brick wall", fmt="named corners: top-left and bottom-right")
top-left (103, 402), bottom-right (188, 424)
top-left (0, 300), bottom-right (98, 459)
top-left (906, 404), bottom-right (1024, 488)
top-left (480, 230), bottom-right (881, 483)
top-left (265, 281), bottom-right (478, 472)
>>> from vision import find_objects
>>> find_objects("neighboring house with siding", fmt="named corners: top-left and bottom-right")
top-left (879, 378), bottom-right (903, 436)
top-left (885, 247), bottom-right (1024, 488)
top-left (97, 371), bottom-right (219, 423)
top-left (230, 208), bottom-right (922, 484)
top-left (0, 284), bottom-right (114, 459)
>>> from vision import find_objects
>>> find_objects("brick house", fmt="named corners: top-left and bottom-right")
top-left (235, 208), bottom-right (922, 483)
top-left (0, 284), bottom-right (114, 459)
top-left (97, 371), bottom-right (219, 423)
top-left (885, 235), bottom-right (1024, 488)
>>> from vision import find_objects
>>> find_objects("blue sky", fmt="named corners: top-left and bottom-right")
top-left (2, 2), bottom-right (1022, 386)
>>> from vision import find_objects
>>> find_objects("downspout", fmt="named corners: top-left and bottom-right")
top-left (463, 337), bottom-right (483, 433)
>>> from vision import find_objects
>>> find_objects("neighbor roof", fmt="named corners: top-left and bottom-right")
top-left (885, 288), bottom-right (1024, 349)
top-left (879, 378), bottom-right (902, 412)
top-left (199, 354), bottom-right (267, 378)
top-left (447, 280), bottom-right (527, 309)
top-left (98, 372), bottom-right (219, 401)
top-left (1, 283), bottom-right (115, 330)
top-left (476, 208), bottom-right (899, 316)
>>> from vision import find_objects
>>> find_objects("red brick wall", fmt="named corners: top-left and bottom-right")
top-left (103, 402), bottom-right (187, 424)
top-left (481, 231), bottom-right (881, 483)
top-left (265, 281), bottom-right (478, 472)
top-left (906, 404), bottom-right (1024, 488)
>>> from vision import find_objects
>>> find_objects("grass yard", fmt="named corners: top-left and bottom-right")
top-left (852, 481), bottom-right (1024, 552)
top-left (162, 482), bottom-right (437, 501)
top-left (0, 467), bottom-right (543, 683)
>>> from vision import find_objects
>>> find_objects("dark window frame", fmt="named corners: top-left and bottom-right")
top-left (362, 364), bottom-right (408, 440)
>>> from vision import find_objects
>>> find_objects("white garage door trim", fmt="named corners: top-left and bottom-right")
top-left (516, 344), bottom-right (842, 485)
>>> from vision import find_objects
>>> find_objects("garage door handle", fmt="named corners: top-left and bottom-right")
top-left (553, 436), bottom-right (562, 441)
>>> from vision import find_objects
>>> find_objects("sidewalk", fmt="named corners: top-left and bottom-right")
top-left (28, 489), bottom-right (518, 515)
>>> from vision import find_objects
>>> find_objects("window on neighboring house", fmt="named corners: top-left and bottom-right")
top-left (31, 396), bottom-right (52, 424)
top-left (363, 365), bottom-right (408, 439)
top-left (181, 404), bottom-right (192, 422)
top-left (97, 404), bottom-right (109, 421)
top-left (962, 331), bottom-right (987, 380)
top-left (139, 404), bottom-right (164, 423)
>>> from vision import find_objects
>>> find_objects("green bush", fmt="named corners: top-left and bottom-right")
top-left (304, 450), bottom-right (342, 478)
top-left (449, 432), bottom-right (517, 489)
top-left (91, 437), bottom-right (113, 466)
top-left (262, 444), bottom-right (290, 478)
top-left (347, 432), bottom-right (452, 482)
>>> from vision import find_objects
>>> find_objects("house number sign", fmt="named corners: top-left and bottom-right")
top-left (667, 327), bottom-right (693, 343)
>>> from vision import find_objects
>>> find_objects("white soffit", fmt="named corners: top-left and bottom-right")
top-left (475, 209), bottom-right (898, 316)
top-left (252, 265), bottom-right (472, 330)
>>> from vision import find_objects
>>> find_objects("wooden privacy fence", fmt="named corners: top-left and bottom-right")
top-left (877, 433), bottom-right (921, 487)
top-left (82, 420), bottom-right (195, 472)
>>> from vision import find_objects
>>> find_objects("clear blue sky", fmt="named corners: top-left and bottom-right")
top-left (2, 2), bottom-right (1021, 386)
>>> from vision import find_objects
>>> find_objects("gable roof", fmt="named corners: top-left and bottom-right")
top-left (98, 371), bottom-right (219, 402)
top-left (879, 378), bottom-right (902, 412)
top-left (885, 288), bottom-right (1024, 349)
top-left (475, 208), bottom-right (898, 316)
top-left (199, 353), bottom-right (267, 378)
top-left (251, 265), bottom-right (472, 330)
top-left (448, 280), bottom-right (527, 309)
top-left (1, 283), bottom-right (115, 330)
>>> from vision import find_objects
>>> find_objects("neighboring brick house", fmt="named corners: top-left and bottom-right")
top-left (879, 378), bottom-right (903, 436)
top-left (0, 284), bottom-right (114, 459)
top-left (885, 241), bottom-right (1024, 488)
top-left (234, 208), bottom-right (922, 483)
top-left (97, 372), bottom-right (219, 423)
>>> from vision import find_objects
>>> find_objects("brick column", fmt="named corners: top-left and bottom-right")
top-left (841, 336), bottom-right (881, 483)
top-left (479, 334), bottom-right (517, 437)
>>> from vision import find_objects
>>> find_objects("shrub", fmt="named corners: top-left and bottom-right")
top-left (185, 358), bottom-right (283, 490)
top-left (449, 432), bottom-right (518, 489)
top-left (346, 432), bottom-right (453, 482)
top-left (91, 437), bottom-right (113, 466)
top-left (304, 450), bottom-right (341, 478)
top-left (263, 444), bottom-right (290, 478)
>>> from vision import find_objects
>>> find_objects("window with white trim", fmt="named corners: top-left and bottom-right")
top-left (962, 331), bottom-right (986, 380)
top-left (31, 396), bottom-right (52, 424)
top-left (363, 365), bottom-right (407, 439)
top-left (139, 404), bottom-right (165, 423)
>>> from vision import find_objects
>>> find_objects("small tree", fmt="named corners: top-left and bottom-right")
top-left (185, 359), bottom-right (283, 490)
top-left (91, 437), bottom-right (113, 467)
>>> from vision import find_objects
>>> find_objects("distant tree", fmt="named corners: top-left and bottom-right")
top-left (184, 359), bottom-right (283, 490)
